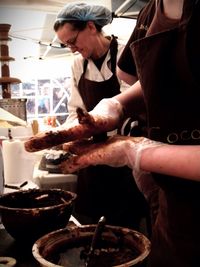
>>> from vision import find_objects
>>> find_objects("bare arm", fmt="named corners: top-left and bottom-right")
top-left (140, 144), bottom-right (200, 181)
top-left (117, 66), bottom-right (138, 86)
top-left (163, 0), bottom-right (183, 19)
top-left (114, 80), bottom-right (146, 118)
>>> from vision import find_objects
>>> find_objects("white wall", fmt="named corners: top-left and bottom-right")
top-left (10, 56), bottom-right (74, 81)
top-left (7, 17), bottom-right (136, 80)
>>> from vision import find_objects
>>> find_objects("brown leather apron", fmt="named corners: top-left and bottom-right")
top-left (131, 1), bottom-right (200, 266)
top-left (75, 37), bottom-right (148, 229)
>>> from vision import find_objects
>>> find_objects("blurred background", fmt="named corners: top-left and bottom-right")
top-left (0, 0), bottom-right (148, 125)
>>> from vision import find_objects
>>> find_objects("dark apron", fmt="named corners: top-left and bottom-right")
top-left (131, 1), bottom-right (200, 266)
top-left (75, 37), bottom-right (148, 229)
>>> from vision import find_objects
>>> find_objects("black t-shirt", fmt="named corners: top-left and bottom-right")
top-left (93, 52), bottom-right (107, 70)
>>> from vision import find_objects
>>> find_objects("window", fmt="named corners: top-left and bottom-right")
top-left (0, 77), bottom-right (70, 126)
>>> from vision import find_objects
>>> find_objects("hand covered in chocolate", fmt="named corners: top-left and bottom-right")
top-left (60, 135), bottom-right (145, 173)
top-left (24, 98), bottom-right (124, 152)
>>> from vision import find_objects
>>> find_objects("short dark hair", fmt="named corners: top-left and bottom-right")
top-left (54, 20), bottom-right (103, 33)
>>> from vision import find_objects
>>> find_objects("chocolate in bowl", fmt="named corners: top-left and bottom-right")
top-left (32, 224), bottom-right (151, 267)
top-left (0, 189), bottom-right (77, 242)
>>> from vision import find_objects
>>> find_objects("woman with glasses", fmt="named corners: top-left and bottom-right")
top-left (53, 2), bottom-right (149, 231)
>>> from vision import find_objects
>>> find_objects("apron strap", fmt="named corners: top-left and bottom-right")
top-left (83, 59), bottom-right (88, 74)
top-left (109, 35), bottom-right (118, 74)
top-left (82, 35), bottom-right (118, 75)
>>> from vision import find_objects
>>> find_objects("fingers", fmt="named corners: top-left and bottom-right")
top-left (61, 139), bottom-right (109, 173)
top-left (60, 152), bottom-right (99, 173)
top-left (62, 141), bottom-right (75, 152)
top-left (24, 108), bottom-right (119, 152)
top-left (60, 155), bottom-right (84, 173)
top-left (60, 136), bottom-right (128, 173)
top-left (76, 107), bottom-right (95, 125)
top-left (62, 139), bottom-right (100, 154)
top-left (60, 135), bottom-right (146, 174)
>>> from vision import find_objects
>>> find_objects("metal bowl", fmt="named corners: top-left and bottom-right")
top-left (0, 188), bottom-right (77, 242)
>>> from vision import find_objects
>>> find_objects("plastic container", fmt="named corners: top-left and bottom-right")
top-left (34, 172), bottom-right (77, 192)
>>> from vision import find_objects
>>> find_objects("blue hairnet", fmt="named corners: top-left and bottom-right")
top-left (56, 2), bottom-right (112, 26)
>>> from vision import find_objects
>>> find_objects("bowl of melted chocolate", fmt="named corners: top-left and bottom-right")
top-left (0, 189), bottom-right (77, 242)
top-left (32, 224), bottom-right (151, 267)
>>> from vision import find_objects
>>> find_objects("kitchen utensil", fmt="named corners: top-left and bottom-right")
top-left (85, 216), bottom-right (106, 267)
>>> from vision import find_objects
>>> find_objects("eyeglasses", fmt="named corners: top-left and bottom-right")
top-left (61, 31), bottom-right (80, 49)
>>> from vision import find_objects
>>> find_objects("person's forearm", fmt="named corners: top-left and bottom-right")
top-left (114, 80), bottom-right (145, 118)
top-left (140, 144), bottom-right (200, 181)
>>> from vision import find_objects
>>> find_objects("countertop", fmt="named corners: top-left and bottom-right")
top-left (0, 181), bottom-right (40, 266)
top-left (0, 225), bottom-right (40, 267)
top-left (0, 216), bottom-right (81, 267)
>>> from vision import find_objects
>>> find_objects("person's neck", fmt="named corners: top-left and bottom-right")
top-left (91, 35), bottom-right (111, 60)
top-left (162, 0), bottom-right (184, 19)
